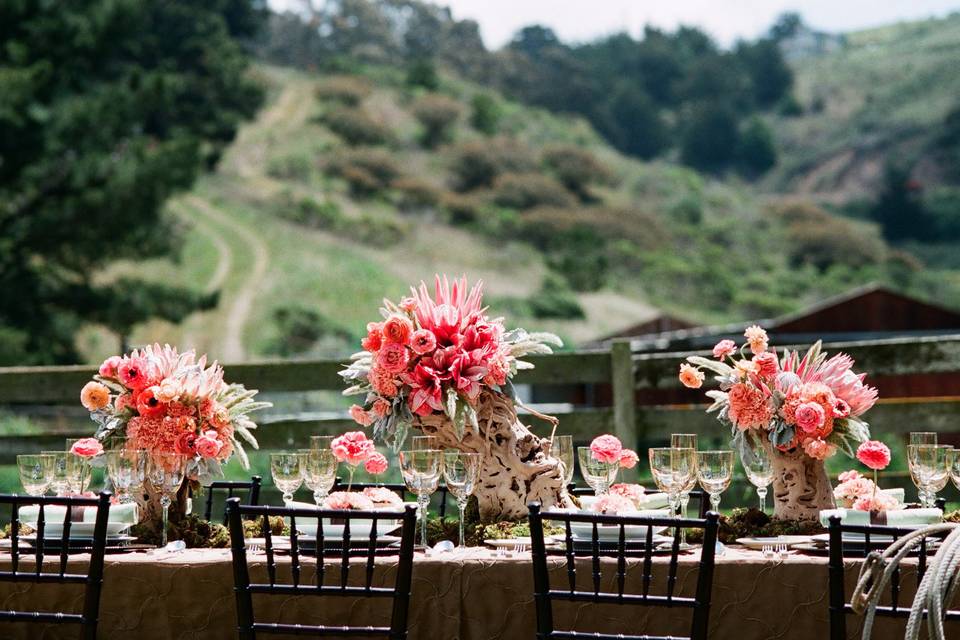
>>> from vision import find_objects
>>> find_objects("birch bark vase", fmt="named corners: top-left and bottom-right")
top-left (764, 440), bottom-right (835, 521)
top-left (413, 390), bottom-right (575, 522)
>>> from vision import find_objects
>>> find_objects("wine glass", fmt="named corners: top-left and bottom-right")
top-left (949, 448), bottom-right (960, 492)
top-left (303, 448), bottom-right (338, 506)
top-left (17, 454), bottom-right (55, 496)
top-left (553, 436), bottom-right (574, 487)
top-left (739, 437), bottom-right (773, 513)
top-left (411, 435), bottom-right (438, 451)
top-left (443, 451), bottom-right (482, 548)
top-left (270, 453), bottom-right (304, 503)
top-left (909, 433), bottom-right (938, 506)
top-left (697, 450), bottom-right (735, 513)
top-left (148, 453), bottom-right (187, 548)
top-left (106, 449), bottom-right (146, 504)
top-left (65, 438), bottom-right (93, 493)
top-left (672, 434), bottom-right (698, 518)
top-left (908, 444), bottom-right (950, 508)
top-left (43, 451), bottom-right (72, 496)
top-left (310, 436), bottom-right (334, 450)
top-left (577, 447), bottom-right (618, 495)
top-left (648, 447), bottom-right (696, 520)
top-left (399, 449), bottom-right (442, 548)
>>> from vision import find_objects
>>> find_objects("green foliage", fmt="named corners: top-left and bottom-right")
top-left (412, 93), bottom-right (463, 148)
top-left (321, 107), bottom-right (393, 146)
top-left (542, 145), bottom-right (612, 201)
top-left (327, 149), bottom-right (402, 197)
top-left (391, 177), bottom-right (442, 210)
top-left (679, 104), bottom-right (740, 173)
top-left (314, 75), bottom-right (372, 106)
top-left (447, 138), bottom-right (536, 191)
top-left (0, 0), bottom-right (264, 363)
top-left (130, 514), bottom-right (229, 549)
top-left (594, 83), bottom-right (670, 160)
top-left (869, 164), bottom-right (934, 242)
top-left (406, 59), bottom-right (439, 90)
top-left (470, 93), bottom-right (501, 135)
top-left (733, 39), bottom-right (794, 108)
top-left (775, 201), bottom-right (885, 270)
top-left (528, 274), bottom-right (585, 319)
top-left (685, 508), bottom-right (824, 545)
top-left (266, 152), bottom-right (314, 182)
top-left (265, 304), bottom-right (352, 356)
top-left (736, 117), bottom-right (778, 177)
top-left (275, 193), bottom-right (344, 229)
top-left (492, 173), bottom-right (574, 210)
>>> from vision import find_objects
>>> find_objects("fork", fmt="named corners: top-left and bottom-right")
top-left (776, 542), bottom-right (789, 558)
top-left (762, 544), bottom-right (774, 558)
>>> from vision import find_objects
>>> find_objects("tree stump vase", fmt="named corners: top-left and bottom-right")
top-left (135, 479), bottom-right (191, 540)
top-left (765, 440), bottom-right (835, 521)
top-left (413, 390), bottom-right (574, 523)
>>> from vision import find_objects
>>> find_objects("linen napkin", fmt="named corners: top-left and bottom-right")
top-left (18, 502), bottom-right (139, 526)
top-left (818, 507), bottom-right (942, 528)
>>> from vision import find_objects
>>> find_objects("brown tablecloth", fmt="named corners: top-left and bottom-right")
top-left (0, 546), bottom-right (926, 639)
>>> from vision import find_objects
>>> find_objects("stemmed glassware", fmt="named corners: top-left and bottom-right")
top-left (696, 450), bottom-right (735, 513)
top-left (65, 438), bottom-right (93, 493)
top-left (672, 434), bottom-right (698, 518)
top-left (908, 444), bottom-right (950, 508)
top-left (577, 447), bottom-right (618, 495)
top-left (410, 435), bottom-right (438, 451)
top-left (43, 451), bottom-right (73, 496)
top-left (648, 447), bottom-right (696, 522)
top-left (106, 449), bottom-right (147, 504)
top-left (303, 448), bottom-right (338, 506)
top-left (148, 453), bottom-right (187, 548)
top-left (270, 453), bottom-right (304, 503)
top-left (739, 435), bottom-right (774, 513)
top-left (17, 454), bottom-right (55, 496)
top-left (399, 449), bottom-right (443, 548)
top-left (909, 432), bottom-right (938, 505)
top-left (949, 448), bottom-right (960, 492)
top-left (310, 436), bottom-right (334, 450)
top-left (553, 435), bottom-right (575, 487)
top-left (443, 451), bottom-right (482, 548)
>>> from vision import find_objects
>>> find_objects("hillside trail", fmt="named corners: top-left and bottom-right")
top-left (185, 195), bottom-right (270, 362)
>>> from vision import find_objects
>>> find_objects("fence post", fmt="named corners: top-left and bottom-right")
top-left (610, 340), bottom-right (637, 448)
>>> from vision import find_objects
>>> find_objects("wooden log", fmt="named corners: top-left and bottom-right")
top-left (765, 440), bottom-right (835, 521)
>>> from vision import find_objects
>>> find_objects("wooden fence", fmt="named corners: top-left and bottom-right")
top-left (2, 334), bottom-right (960, 465)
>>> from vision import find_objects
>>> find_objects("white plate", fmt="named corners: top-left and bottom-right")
top-left (22, 534), bottom-right (136, 545)
top-left (24, 521), bottom-right (132, 539)
top-left (811, 531), bottom-right (914, 545)
top-left (485, 537), bottom-right (531, 549)
top-left (736, 536), bottom-right (812, 550)
top-left (569, 510), bottom-right (670, 542)
top-left (296, 518), bottom-right (401, 539)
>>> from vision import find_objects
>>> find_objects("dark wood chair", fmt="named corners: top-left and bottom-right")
top-left (0, 491), bottom-right (112, 640)
top-left (333, 478), bottom-right (450, 518)
top-left (827, 514), bottom-right (959, 640)
top-left (226, 498), bottom-right (417, 639)
top-left (203, 476), bottom-right (262, 524)
top-left (567, 483), bottom-right (710, 518)
top-left (528, 502), bottom-right (719, 640)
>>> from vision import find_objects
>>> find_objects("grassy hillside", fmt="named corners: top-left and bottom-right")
top-left (78, 62), bottom-right (948, 362)
top-left (766, 13), bottom-right (960, 198)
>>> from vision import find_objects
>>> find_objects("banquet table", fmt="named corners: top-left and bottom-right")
top-left (0, 546), bottom-right (929, 639)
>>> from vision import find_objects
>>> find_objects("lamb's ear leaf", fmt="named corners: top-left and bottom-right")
top-left (687, 356), bottom-right (734, 376)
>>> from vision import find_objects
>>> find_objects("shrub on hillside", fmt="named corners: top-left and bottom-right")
top-left (391, 177), bottom-right (442, 210)
top-left (774, 201), bottom-right (885, 271)
top-left (441, 192), bottom-right (483, 225)
top-left (353, 213), bottom-right (407, 247)
top-left (470, 93), bottom-right (501, 135)
top-left (315, 76), bottom-right (372, 106)
top-left (265, 304), bottom-right (353, 357)
top-left (413, 94), bottom-right (463, 148)
top-left (492, 173), bottom-right (574, 210)
top-left (528, 273), bottom-right (585, 319)
top-left (735, 116), bottom-right (777, 177)
top-left (321, 107), bottom-right (393, 146)
top-left (406, 59), bottom-right (439, 90)
top-left (542, 146), bottom-right (612, 201)
top-left (328, 149), bottom-right (401, 197)
top-left (266, 152), bottom-right (314, 182)
top-left (448, 138), bottom-right (536, 191)
top-left (274, 192), bottom-right (344, 230)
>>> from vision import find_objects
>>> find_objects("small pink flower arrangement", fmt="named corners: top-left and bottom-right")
top-left (332, 431), bottom-right (381, 491)
top-left (322, 491), bottom-right (376, 511)
top-left (78, 344), bottom-right (269, 483)
top-left (589, 435), bottom-right (638, 468)
top-left (680, 329), bottom-right (879, 463)
top-left (609, 483), bottom-right (646, 508)
top-left (590, 493), bottom-right (637, 515)
top-left (362, 486), bottom-right (403, 508)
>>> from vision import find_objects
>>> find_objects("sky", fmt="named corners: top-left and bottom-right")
top-left (439, 0), bottom-right (960, 48)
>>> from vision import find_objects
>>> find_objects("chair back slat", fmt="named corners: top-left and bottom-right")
top-left (263, 514), bottom-right (276, 586)
top-left (0, 492), bottom-right (112, 640)
top-left (225, 500), bottom-right (418, 639)
top-left (528, 503), bottom-right (720, 640)
top-left (204, 476), bottom-right (262, 524)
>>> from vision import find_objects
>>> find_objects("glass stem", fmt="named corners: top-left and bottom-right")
top-left (418, 493), bottom-right (429, 548)
top-left (313, 490), bottom-right (322, 507)
top-left (160, 497), bottom-right (170, 547)
top-left (679, 493), bottom-right (690, 545)
top-left (757, 487), bottom-right (767, 513)
top-left (458, 500), bottom-right (467, 548)
top-left (710, 493), bottom-right (721, 513)
top-left (347, 466), bottom-right (355, 493)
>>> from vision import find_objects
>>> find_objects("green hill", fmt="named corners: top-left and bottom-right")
top-left (80, 58), bottom-right (957, 362)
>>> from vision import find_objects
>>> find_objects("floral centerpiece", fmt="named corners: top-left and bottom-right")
top-left (79, 344), bottom-right (269, 532)
top-left (679, 326), bottom-right (879, 520)
top-left (340, 275), bottom-right (573, 522)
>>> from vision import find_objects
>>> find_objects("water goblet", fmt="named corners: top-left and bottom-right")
top-left (310, 436), bottom-right (334, 450)
top-left (648, 447), bottom-right (696, 520)
top-left (106, 449), bottom-right (146, 504)
top-left (672, 434), bottom-right (698, 518)
top-left (909, 444), bottom-right (950, 508)
top-left (909, 433), bottom-right (938, 505)
top-left (148, 453), bottom-right (187, 548)
top-left (949, 448), bottom-right (960, 492)
top-left (411, 435), bottom-right (438, 451)
top-left (577, 447), bottom-right (618, 495)
top-left (739, 437), bottom-right (773, 513)
top-left (552, 435), bottom-right (575, 487)
top-left (271, 453), bottom-right (304, 503)
top-left (17, 454), bottom-right (55, 497)
top-left (697, 450), bottom-right (735, 513)
top-left (399, 449), bottom-right (442, 548)
top-left (43, 451), bottom-right (72, 496)
top-left (443, 451), bottom-right (482, 547)
top-left (303, 448), bottom-right (338, 506)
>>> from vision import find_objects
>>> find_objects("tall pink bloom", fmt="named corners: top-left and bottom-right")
top-left (331, 431), bottom-right (376, 466)
top-left (590, 435), bottom-right (623, 464)
top-left (856, 440), bottom-right (891, 470)
top-left (364, 452), bottom-right (389, 475)
top-left (619, 449), bottom-right (639, 469)
top-left (712, 340), bottom-right (736, 359)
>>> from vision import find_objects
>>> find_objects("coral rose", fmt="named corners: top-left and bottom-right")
top-left (195, 431), bottom-right (222, 458)
top-left (856, 440), bottom-right (891, 470)
top-left (98, 355), bottom-right (123, 378)
top-left (712, 339), bottom-right (737, 359)
top-left (349, 404), bottom-right (374, 427)
top-left (174, 431), bottom-right (197, 456)
top-left (332, 431), bottom-right (376, 466)
top-left (795, 401), bottom-right (826, 434)
top-left (382, 315), bottom-right (414, 345)
top-left (590, 434), bottom-right (623, 464)
top-left (744, 325), bottom-right (769, 354)
top-left (364, 452), bottom-right (389, 475)
top-left (619, 449), bottom-right (639, 469)
top-left (70, 437), bottom-right (103, 458)
top-left (752, 351), bottom-right (779, 378)
top-left (376, 343), bottom-right (410, 374)
top-left (361, 322), bottom-right (383, 353)
top-left (410, 329), bottom-right (437, 355)
top-left (678, 363), bottom-right (704, 389)
top-left (80, 381), bottom-right (111, 411)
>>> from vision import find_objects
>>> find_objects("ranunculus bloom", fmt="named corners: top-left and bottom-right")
top-left (619, 449), bottom-right (639, 469)
top-left (856, 440), bottom-right (891, 470)
top-left (364, 452), bottom-right (389, 475)
top-left (361, 322), bottom-right (383, 353)
top-left (80, 381), bottom-right (111, 411)
top-left (174, 431), bottom-right (197, 456)
top-left (118, 356), bottom-right (153, 391)
top-left (712, 339), bottom-right (737, 359)
top-left (376, 343), bottom-right (409, 374)
top-left (349, 404), bottom-right (374, 426)
top-left (98, 355), bottom-right (123, 378)
top-left (382, 315), bottom-right (414, 345)
top-left (372, 399), bottom-right (392, 418)
top-left (195, 431), bottom-right (222, 458)
top-left (744, 325), bottom-right (769, 354)
top-left (332, 431), bottom-right (376, 466)
top-left (590, 434), bottom-right (623, 464)
top-left (136, 387), bottom-right (166, 419)
top-left (802, 437), bottom-right (835, 461)
top-left (410, 329), bottom-right (437, 355)
top-left (752, 351), bottom-right (779, 378)
top-left (678, 363), bottom-right (705, 389)
top-left (70, 437), bottom-right (103, 458)
top-left (795, 401), bottom-right (826, 434)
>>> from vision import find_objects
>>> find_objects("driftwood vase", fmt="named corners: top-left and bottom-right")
top-left (764, 440), bottom-right (835, 521)
top-left (413, 390), bottom-right (574, 523)
top-left (135, 479), bottom-right (191, 539)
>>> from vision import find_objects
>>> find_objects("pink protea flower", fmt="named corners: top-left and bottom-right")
top-left (382, 315), bottom-right (414, 346)
top-left (795, 401), bottom-right (826, 434)
top-left (590, 434), bottom-right (623, 464)
top-left (744, 325), bottom-right (768, 354)
top-left (619, 449), bottom-right (639, 469)
top-left (410, 329), bottom-right (437, 355)
top-left (364, 452), bottom-right (389, 475)
top-left (590, 493), bottom-right (636, 515)
top-left (376, 343), bottom-right (409, 374)
top-left (752, 351), bottom-right (779, 378)
top-left (856, 440), bottom-right (891, 470)
top-left (678, 363), bottom-right (704, 389)
top-left (712, 339), bottom-right (737, 359)
top-left (410, 275), bottom-right (485, 338)
top-left (349, 404), bottom-right (374, 427)
top-left (332, 431), bottom-right (376, 466)
top-left (727, 383), bottom-right (772, 430)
